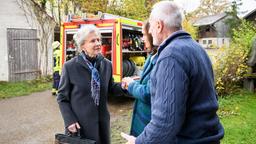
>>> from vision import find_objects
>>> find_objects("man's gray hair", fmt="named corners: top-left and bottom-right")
top-left (73, 24), bottom-right (101, 49)
top-left (150, 1), bottom-right (183, 29)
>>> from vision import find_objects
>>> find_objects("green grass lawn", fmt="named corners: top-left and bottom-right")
top-left (219, 91), bottom-right (256, 144)
top-left (0, 76), bottom-right (51, 99)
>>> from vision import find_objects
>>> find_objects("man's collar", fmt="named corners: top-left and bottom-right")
top-left (157, 30), bottom-right (191, 55)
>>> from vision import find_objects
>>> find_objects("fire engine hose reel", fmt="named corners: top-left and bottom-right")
top-left (122, 59), bottom-right (136, 77)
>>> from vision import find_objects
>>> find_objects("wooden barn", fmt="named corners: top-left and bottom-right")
top-left (193, 13), bottom-right (232, 49)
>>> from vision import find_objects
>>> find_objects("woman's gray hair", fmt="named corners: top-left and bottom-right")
top-left (73, 24), bottom-right (101, 49)
top-left (150, 1), bottom-right (183, 29)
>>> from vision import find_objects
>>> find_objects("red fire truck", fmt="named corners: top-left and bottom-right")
top-left (58, 13), bottom-right (147, 82)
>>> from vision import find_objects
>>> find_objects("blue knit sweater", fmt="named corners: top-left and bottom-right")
top-left (128, 54), bottom-right (157, 137)
top-left (136, 30), bottom-right (224, 144)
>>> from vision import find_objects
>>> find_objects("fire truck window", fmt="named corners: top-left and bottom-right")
top-left (66, 34), bottom-right (76, 61)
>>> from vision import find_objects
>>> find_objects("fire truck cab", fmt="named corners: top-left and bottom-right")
top-left (59, 13), bottom-right (147, 82)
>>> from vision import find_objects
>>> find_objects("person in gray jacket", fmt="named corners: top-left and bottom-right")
top-left (122, 1), bottom-right (224, 144)
top-left (57, 25), bottom-right (124, 144)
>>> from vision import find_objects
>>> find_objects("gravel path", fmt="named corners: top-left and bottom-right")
top-left (0, 90), bottom-right (133, 144)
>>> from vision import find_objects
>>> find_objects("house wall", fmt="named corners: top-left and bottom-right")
top-left (0, 0), bottom-right (38, 81)
top-left (198, 37), bottom-right (230, 48)
top-left (214, 16), bottom-right (230, 37)
top-left (0, 27), bottom-right (9, 81)
top-left (0, 0), bottom-right (54, 81)
top-left (198, 26), bottom-right (217, 38)
top-left (20, 0), bottom-right (55, 77)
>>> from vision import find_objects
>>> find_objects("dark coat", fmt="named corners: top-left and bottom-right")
top-left (57, 54), bottom-right (123, 144)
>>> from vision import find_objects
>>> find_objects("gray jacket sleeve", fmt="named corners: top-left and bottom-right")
top-left (57, 64), bottom-right (78, 128)
top-left (136, 57), bottom-right (189, 143)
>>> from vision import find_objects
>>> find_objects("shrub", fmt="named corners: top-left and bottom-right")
top-left (213, 20), bottom-right (256, 96)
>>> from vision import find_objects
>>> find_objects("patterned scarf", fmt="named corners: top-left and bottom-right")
top-left (80, 52), bottom-right (100, 106)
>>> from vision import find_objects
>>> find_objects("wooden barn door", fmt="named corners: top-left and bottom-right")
top-left (7, 28), bottom-right (40, 82)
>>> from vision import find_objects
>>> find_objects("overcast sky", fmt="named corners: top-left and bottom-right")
top-left (173, 0), bottom-right (256, 17)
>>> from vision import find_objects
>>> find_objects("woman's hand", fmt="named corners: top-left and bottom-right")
top-left (122, 77), bottom-right (135, 89)
top-left (68, 122), bottom-right (81, 133)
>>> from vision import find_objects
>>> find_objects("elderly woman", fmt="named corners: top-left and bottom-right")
top-left (57, 25), bottom-right (124, 144)
top-left (122, 20), bottom-right (158, 137)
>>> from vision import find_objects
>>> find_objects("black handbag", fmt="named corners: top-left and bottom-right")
top-left (55, 129), bottom-right (96, 144)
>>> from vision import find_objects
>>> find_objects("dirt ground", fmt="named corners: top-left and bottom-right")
top-left (0, 90), bottom-right (133, 144)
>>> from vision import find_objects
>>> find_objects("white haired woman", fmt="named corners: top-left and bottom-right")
top-left (57, 25), bottom-right (124, 144)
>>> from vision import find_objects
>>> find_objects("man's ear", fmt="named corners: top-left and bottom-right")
top-left (156, 20), bottom-right (164, 33)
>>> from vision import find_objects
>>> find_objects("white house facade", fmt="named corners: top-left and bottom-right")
top-left (0, 0), bottom-right (55, 81)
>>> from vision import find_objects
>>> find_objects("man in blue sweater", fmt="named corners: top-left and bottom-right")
top-left (121, 1), bottom-right (224, 144)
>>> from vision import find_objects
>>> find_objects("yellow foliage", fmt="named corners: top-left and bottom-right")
top-left (213, 21), bottom-right (256, 96)
top-left (182, 19), bottom-right (198, 40)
